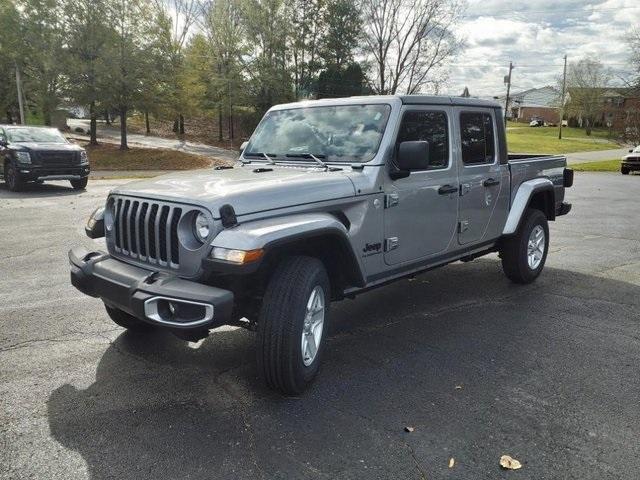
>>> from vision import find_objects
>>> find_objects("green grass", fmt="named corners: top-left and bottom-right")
top-left (72, 141), bottom-right (223, 170)
top-left (571, 159), bottom-right (623, 172)
top-left (507, 126), bottom-right (618, 154)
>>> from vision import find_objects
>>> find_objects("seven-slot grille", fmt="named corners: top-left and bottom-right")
top-left (112, 197), bottom-right (184, 268)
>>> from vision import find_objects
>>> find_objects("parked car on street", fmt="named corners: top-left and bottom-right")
top-left (621, 146), bottom-right (640, 175)
top-left (0, 125), bottom-right (90, 191)
top-left (529, 118), bottom-right (544, 127)
top-left (70, 95), bottom-right (573, 394)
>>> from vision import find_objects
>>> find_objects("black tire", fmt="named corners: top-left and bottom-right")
top-left (257, 256), bottom-right (330, 395)
top-left (70, 177), bottom-right (88, 190)
top-left (4, 163), bottom-right (23, 192)
top-left (621, 167), bottom-right (630, 175)
top-left (104, 304), bottom-right (155, 332)
top-left (500, 208), bottom-right (549, 284)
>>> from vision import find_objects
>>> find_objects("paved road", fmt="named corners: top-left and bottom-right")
top-left (67, 119), bottom-right (238, 163)
top-left (1, 173), bottom-right (639, 479)
top-left (566, 148), bottom-right (629, 165)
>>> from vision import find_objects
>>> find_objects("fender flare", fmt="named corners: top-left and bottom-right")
top-left (210, 212), bottom-right (366, 286)
top-left (502, 178), bottom-right (555, 235)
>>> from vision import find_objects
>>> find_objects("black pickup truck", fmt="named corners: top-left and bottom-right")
top-left (0, 125), bottom-right (90, 191)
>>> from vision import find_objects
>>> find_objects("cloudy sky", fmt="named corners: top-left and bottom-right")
top-left (443, 0), bottom-right (640, 98)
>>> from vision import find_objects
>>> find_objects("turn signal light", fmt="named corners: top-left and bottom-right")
top-left (210, 247), bottom-right (264, 264)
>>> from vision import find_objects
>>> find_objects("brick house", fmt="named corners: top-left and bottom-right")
top-left (565, 87), bottom-right (640, 135)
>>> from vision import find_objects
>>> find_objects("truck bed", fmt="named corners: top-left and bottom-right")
top-left (507, 153), bottom-right (567, 209)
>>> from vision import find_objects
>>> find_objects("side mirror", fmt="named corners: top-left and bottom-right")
top-left (397, 140), bottom-right (430, 171)
top-left (0, 140), bottom-right (7, 147)
top-left (630, 149), bottom-right (634, 153)
top-left (239, 141), bottom-right (248, 154)
top-left (85, 206), bottom-right (105, 239)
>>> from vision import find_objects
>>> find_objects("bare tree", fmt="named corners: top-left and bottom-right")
top-left (361, 0), bottom-right (464, 95)
top-left (565, 58), bottom-right (611, 136)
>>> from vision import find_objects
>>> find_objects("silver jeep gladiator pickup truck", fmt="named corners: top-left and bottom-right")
top-left (70, 95), bottom-right (573, 394)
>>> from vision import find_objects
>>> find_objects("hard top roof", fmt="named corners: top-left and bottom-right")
top-left (270, 94), bottom-right (502, 110)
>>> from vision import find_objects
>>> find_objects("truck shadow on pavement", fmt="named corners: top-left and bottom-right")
top-left (0, 181), bottom-right (83, 198)
top-left (46, 261), bottom-right (640, 479)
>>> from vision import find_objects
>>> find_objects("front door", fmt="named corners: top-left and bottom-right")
top-left (383, 107), bottom-right (459, 265)
top-left (455, 108), bottom-right (503, 245)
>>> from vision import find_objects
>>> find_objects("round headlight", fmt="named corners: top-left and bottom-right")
top-left (194, 212), bottom-right (211, 242)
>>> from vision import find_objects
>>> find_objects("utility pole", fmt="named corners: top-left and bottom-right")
top-left (559, 54), bottom-right (567, 140)
top-left (15, 61), bottom-right (25, 125)
top-left (504, 62), bottom-right (513, 125)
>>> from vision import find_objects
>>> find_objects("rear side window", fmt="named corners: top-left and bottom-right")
top-left (460, 112), bottom-right (495, 165)
top-left (396, 111), bottom-right (449, 170)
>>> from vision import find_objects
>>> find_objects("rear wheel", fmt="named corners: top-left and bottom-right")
top-left (70, 177), bottom-right (88, 190)
top-left (257, 256), bottom-right (330, 395)
top-left (621, 167), bottom-right (630, 175)
top-left (4, 164), bottom-right (23, 192)
top-left (104, 304), bottom-right (155, 332)
top-left (500, 208), bottom-right (549, 284)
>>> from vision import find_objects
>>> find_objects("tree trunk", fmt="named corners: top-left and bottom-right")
top-left (89, 101), bottom-right (98, 146)
top-left (218, 109), bottom-right (223, 142)
top-left (6, 111), bottom-right (13, 124)
top-left (119, 108), bottom-right (128, 150)
top-left (229, 104), bottom-right (234, 140)
top-left (43, 105), bottom-right (52, 126)
top-left (172, 118), bottom-right (179, 133)
top-left (105, 110), bottom-right (111, 125)
top-left (585, 119), bottom-right (592, 136)
top-left (179, 114), bottom-right (185, 135)
top-left (145, 111), bottom-right (150, 135)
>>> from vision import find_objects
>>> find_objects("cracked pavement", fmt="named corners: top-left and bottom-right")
top-left (1, 172), bottom-right (639, 479)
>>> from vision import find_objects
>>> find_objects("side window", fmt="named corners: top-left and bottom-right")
top-left (460, 112), bottom-right (496, 165)
top-left (396, 111), bottom-right (449, 170)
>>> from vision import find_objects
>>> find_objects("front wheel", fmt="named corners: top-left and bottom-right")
top-left (621, 167), bottom-right (630, 175)
top-left (500, 208), bottom-right (549, 284)
top-left (4, 164), bottom-right (23, 192)
top-left (257, 256), bottom-right (330, 395)
top-left (70, 177), bottom-right (88, 190)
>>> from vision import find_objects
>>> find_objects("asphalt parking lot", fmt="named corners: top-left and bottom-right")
top-left (1, 172), bottom-right (639, 479)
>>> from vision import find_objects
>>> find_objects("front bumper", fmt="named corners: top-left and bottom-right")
top-left (621, 161), bottom-right (640, 171)
top-left (69, 247), bottom-right (234, 329)
top-left (17, 164), bottom-right (90, 181)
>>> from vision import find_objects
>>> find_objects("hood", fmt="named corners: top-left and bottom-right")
top-left (9, 142), bottom-right (83, 152)
top-left (112, 165), bottom-right (357, 217)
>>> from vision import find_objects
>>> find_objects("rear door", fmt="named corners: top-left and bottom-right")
top-left (383, 106), bottom-right (458, 265)
top-left (455, 108), bottom-right (503, 245)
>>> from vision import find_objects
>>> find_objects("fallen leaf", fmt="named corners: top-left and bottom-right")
top-left (404, 426), bottom-right (415, 433)
top-left (449, 458), bottom-right (455, 468)
top-left (500, 455), bottom-right (522, 470)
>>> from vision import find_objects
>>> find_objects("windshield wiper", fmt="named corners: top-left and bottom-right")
top-left (285, 153), bottom-right (328, 170)
top-left (243, 152), bottom-right (277, 164)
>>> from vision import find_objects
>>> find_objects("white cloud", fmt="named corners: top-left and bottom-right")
top-left (441, 0), bottom-right (640, 97)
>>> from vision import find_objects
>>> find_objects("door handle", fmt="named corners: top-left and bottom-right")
top-left (483, 178), bottom-right (500, 187)
top-left (438, 184), bottom-right (458, 195)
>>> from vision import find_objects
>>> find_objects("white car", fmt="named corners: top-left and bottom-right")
top-left (621, 146), bottom-right (640, 175)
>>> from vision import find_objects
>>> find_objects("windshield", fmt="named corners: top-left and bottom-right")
top-left (245, 104), bottom-right (391, 162)
top-left (6, 127), bottom-right (67, 144)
